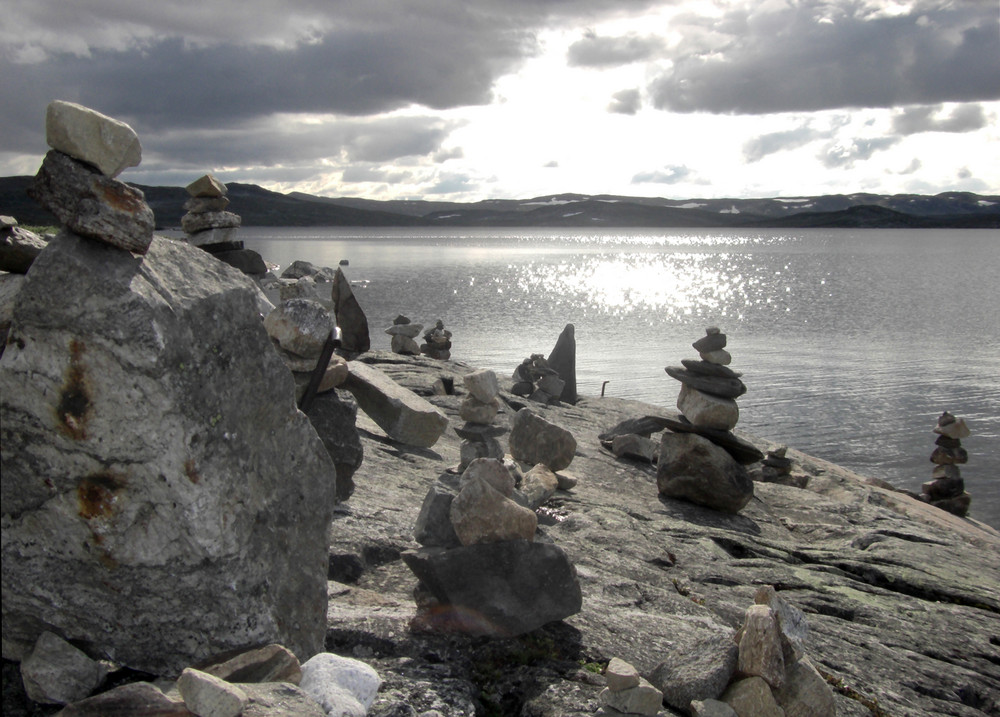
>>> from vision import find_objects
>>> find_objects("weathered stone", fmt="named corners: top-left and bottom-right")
top-left (390, 333), bottom-right (421, 355)
top-left (331, 267), bottom-right (371, 355)
top-left (720, 676), bottom-right (784, 717)
top-left (536, 373), bottom-right (566, 400)
top-left (610, 433), bottom-right (659, 463)
top-left (659, 417), bottom-right (764, 464)
top-left (304, 391), bottom-right (364, 503)
top-left (692, 331), bottom-right (727, 353)
top-left (200, 643), bottom-right (302, 685)
top-left (930, 445), bottom-right (968, 465)
top-left (343, 361), bottom-right (449, 448)
top-left (458, 436), bottom-right (505, 472)
top-left (386, 323), bottom-right (423, 338)
top-left (45, 100), bottom-right (141, 178)
top-left (666, 366), bottom-right (746, 399)
top-left (754, 586), bottom-right (809, 664)
top-left (183, 196), bottom-right (230, 213)
top-left (57, 682), bottom-right (191, 716)
top-left (276, 277), bottom-right (318, 304)
top-left (598, 677), bottom-right (662, 715)
top-left (299, 653), bottom-right (382, 715)
top-left (0, 234), bottom-right (336, 675)
top-left (181, 210), bottom-right (241, 235)
top-left (931, 463), bottom-right (962, 480)
top-left (212, 248), bottom-right (266, 276)
top-left (264, 298), bottom-right (335, 359)
top-left (414, 483), bottom-right (461, 548)
top-left (19, 631), bottom-right (105, 705)
top-left (520, 463), bottom-right (560, 509)
top-left (605, 657), bottom-right (641, 691)
top-left (678, 383), bottom-right (740, 431)
top-left (922, 476), bottom-right (964, 499)
top-left (773, 657), bottom-right (836, 717)
top-left (177, 668), bottom-right (247, 717)
top-left (690, 699), bottom-right (739, 717)
top-left (455, 422), bottom-right (508, 442)
top-left (459, 395), bottom-right (499, 424)
top-left (546, 323), bottom-right (577, 403)
top-left (700, 348), bottom-right (732, 365)
top-left (737, 605), bottom-right (785, 688)
top-left (461, 457), bottom-right (515, 496)
top-left (929, 491), bottom-right (972, 517)
top-left (510, 380), bottom-right (533, 396)
top-left (450, 475), bottom-right (537, 545)
top-left (28, 152), bottom-right (154, 253)
top-left (402, 540), bottom-right (582, 637)
top-left (463, 368), bottom-right (499, 403)
top-left (658, 432), bottom-right (754, 513)
top-left (934, 415), bottom-right (970, 440)
top-left (186, 226), bottom-right (239, 247)
top-left (186, 174), bottom-right (227, 197)
top-left (648, 632), bottom-right (738, 711)
top-left (1, 225), bottom-right (48, 273)
top-left (681, 358), bottom-right (742, 379)
top-left (598, 415), bottom-right (672, 441)
top-left (508, 408), bottom-right (577, 472)
top-left (0, 273), bottom-right (26, 344)
top-left (241, 682), bottom-right (325, 717)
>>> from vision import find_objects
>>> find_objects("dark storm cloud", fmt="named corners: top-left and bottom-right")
top-left (631, 165), bottom-right (692, 184)
top-left (892, 103), bottom-right (988, 135)
top-left (649, 1), bottom-right (1000, 114)
top-left (743, 125), bottom-right (823, 162)
top-left (567, 31), bottom-right (664, 67)
top-left (608, 88), bottom-right (642, 115)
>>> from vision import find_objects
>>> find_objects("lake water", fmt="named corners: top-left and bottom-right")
top-left (235, 227), bottom-right (1000, 529)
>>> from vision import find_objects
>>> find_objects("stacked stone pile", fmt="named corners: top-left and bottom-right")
top-left (385, 314), bottom-right (422, 355)
top-left (599, 657), bottom-right (663, 715)
top-left (457, 368), bottom-right (505, 471)
top-left (657, 327), bottom-right (758, 513)
top-left (18, 634), bottom-right (382, 716)
top-left (403, 457), bottom-right (582, 636)
top-left (421, 319), bottom-right (452, 359)
top-left (757, 445), bottom-right (809, 488)
top-left (181, 174), bottom-right (266, 276)
top-left (510, 353), bottom-right (566, 404)
top-left (921, 411), bottom-right (972, 517)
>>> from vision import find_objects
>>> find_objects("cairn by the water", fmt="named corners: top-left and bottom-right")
top-left (385, 314), bottom-right (422, 356)
top-left (421, 319), bottom-right (452, 359)
top-left (666, 327), bottom-right (747, 431)
top-left (510, 353), bottom-right (566, 404)
top-left (921, 411), bottom-right (972, 517)
top-left (456, 369), bottom-right (505, 471)
top-left (181, 174), bottom-right (266, 276)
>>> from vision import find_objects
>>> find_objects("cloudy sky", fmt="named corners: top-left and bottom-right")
top-left (2, 0), bottom-right (998, 202)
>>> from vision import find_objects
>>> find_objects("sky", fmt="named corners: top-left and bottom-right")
top-left (1, 0), bottom-right (998, 203)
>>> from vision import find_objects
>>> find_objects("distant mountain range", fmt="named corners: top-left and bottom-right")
top-left (2, 175), bottom-right (998, 229)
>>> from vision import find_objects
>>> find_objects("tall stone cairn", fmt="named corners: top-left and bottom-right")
top-left (456, 368), bottom-right (505, 472)
top-left (921, 411), bottom-right (972, 517)
top-left (665, 327), bottom-right (747, 433)
top-left (181, 175), bottom-right (265, 276)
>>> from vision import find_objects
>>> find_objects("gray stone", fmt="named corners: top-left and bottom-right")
top-left (681, 358), bottom-right (742, 379)
top-left (0, 225), bottom-right (48, 273)
top-left (332, 267), bottom-right (371, 354)
top-left (658, 432), bottom-right (754, 513)
top-left (20, 631), bottom-right (105, 705)
top-left (304, 391), bottom-right (364, 503)
top-left (605, 657), bottom-right (641, 691)
top-left (386, 323), bottom-right (423, 338)
top-left (0, 233), bottom-right (336, 675)
top-left (200, 643), bottom-right (302, 685)
top-left (692, 331), bottom-right (727, 353)
top-left (546, 323), bottom-right (577, 403)
top-left (299, 652), bottom-right (382, 713)
top-left (186, 226), bottom-right (239, 247)
top-left (773, 657), bottom-right (836, 717)
top-left (343, 361), bottom-right (449, 448)
top-left (666, 366), bottom-right (746, 399)
top-left (210, 248), bottom-right (265, 276)
top-left (186, 174), bottom-right (227, 197)
top-left (737, 605), bottom-right (785, 688)
top-left (659, 417), bottom-right (764, 464)
top-left (610, 433), bottom-right (659, 463)
top-left (184, 196), bottom-right (230, 213)
top-left (177, 668), bottom-right (248, 717)
top-left (449, 475), bottom-right (537, 545)
top-left (391, 333), bottom-right (421, 355)
top-left (458, 436), bottom-right (504, 472)
top-left (414, 483), bottom-right (461, 548)
top-left (181, 210), bottom-right (241, 235)
top-left (463, 368), bottom-right (499, 403)
top-left (754, 586), bottom-right (809, 663)
top-left (28, 152), bottom-right (155, 253)
top-left (264, 298), bottom-right (335, 359)
top-left (57, 682), bottom-right (191, 716)
top-left (930, 445), bottom-right (968, 465)
top-left (520, 463), bottom-right (560, 509)
top-left (241, 682), bottom-right (326, 717)
top-left (459, 395), bottom-right (499, 424)
top-left (922, 476), bottom-right (964, 499)
top-left (598, 415), bottom-right (672, 441)
top-left (536, 373), bottom-right (566, 400)
top-left (700, 348), bottom-right (732, 365)
top-left (45, 100), bottom-right (141, 178)
top-left (690, 699), bottom-right (738, 717)
top-left (929, 491), bottom-right (972, 517)
top-left (460, 457), bottom-right (515, 496)
top-left (677, 383), bottom-right (739, 431)
top-left (934, 414), bottom-right (970, 439)
top-left (720, 676), bottom-right (784, 717)
top-left (598, 677), bottom-right (662, 715)
top-left (402, 540), bottom-right (582, 637)
top-left (647, 632), bottom-right (738, 711)
top-left (508, 407), bottom-right (577, 472)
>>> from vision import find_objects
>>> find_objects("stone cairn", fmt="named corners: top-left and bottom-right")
top-left (599, 657), bottom-right (663, 716)
top-left (510, 353), bottom-right (565, 404)
top-left (759, 444), bottom-right (807, 488)
top-left (421, 319), bottom-right (452, 359)
top-left (386, 314), bottom-right (422, 355)
top-left (181, 174), bottom-right (266, 276)
top-left (921, 411), bottom-right (972, 517)
top-left (456, 369), bottom-right (505, 472)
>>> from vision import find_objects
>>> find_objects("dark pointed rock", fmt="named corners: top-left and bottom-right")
top-left (681, 358), bottom-right (742, 379)
top-left (331, 267), bottom-right (370, 354)
top-left (692, 332), bottom-right (727, 353)
top-left (547, 323), bottom-right (577, 404)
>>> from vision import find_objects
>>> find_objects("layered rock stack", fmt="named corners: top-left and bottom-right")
top-left (385, 314), bottom-right (422, 356)
top-left (758, 445), bottom-right (808, 488)
top-left (181, 174), bottom-right (266, 276)
top-left (599, 658), bottom-right (663, 716)
top-left (658, 328), bottom-right (759, 513)
top-left (457, 368), bottom-right (505, 471)
top-left (403, 457), bottom-right (582, 637)
top-left (421, 319), bottom-right (452, 359)
top-left (921, 411), bottom-right (972, 517)
top-left (510, 353), bottom-right (566, 404)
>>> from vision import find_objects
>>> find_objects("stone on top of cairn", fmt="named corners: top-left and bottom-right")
top-left (45, 100), bottom-right (142, 178)
top-left (921, 411), bottom-right (972, 517)
top-left (385, 314), bottom-right (422, 356)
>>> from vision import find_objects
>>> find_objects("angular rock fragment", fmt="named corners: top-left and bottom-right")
top-left (45, 100), bottom-right (142, 178)
top-left (658, 432), bottom-right (753, 513)
top-left (332, 267), bottom-right (370, 354)
top-left (509, 407), bottom-right (577, 471)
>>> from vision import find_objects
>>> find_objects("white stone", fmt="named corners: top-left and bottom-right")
top-left (605, 656), bottom-right (641, 692)
top-left (300, 653), bottom-right (382, 715)
top-left (450, 474), bottom-right (537, 545)
top-left (177, 667), bottom-right (248, 717)
top-left (700, 348), bottom-right (732, 365)
top-left (598, 677), bottom-right (663, 715)
top-left (464, 368), bottom-right (499, 403)
top-left (385, 323), bottom-right (423, 338)
top-left (677, 383), bottom-right (739, 431)
top-left (737, 604), bottom-right (785, 688)
top-left (45, 100), bottom-right (141, 177)
top-left (186, 174), bottom-right (228, 197)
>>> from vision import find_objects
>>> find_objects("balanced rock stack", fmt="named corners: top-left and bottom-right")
top-left (181, 174), bottom-right (266, 276)
top-left (27, 100), bottom-right (153, 254)
top-left (403, 457), bottom-right (582, 637)
top-left (510, 353), bottom-right (565, 405)
top-left (385, 314), bottom-right (422, 355)
top-left (921, 411), bottom-right (972, 517)
top-left (457, 368), bottom-right (505, 471)
top-left (758, 445), bottom-right (808, 488)
top-left (421, 319), bottom-right (452, 359)
top-left (599, 657), bottom-right (663, 716)
top-left (658, 327), bottom-right (759, 514)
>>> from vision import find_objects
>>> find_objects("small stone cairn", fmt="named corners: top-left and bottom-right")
top-left (181, 174), bottom-right (266, 276)
top-left (263, 298), bottom-right (348, 403)
top-left (456, 369), bottom-right (505, 472)
top-left (758, 444), bottom-right (808, 488)
top-left (921, 411), bottom-right (972, 517)
top-left (386, 314), bottom-right (422, 356)
top-left (421, 319), bottom-right (452, 359)
top-left (510, 353), bottom-right (566, 405)
top-left (599, 657), bottom-right (663, 715)
top-left (666, 327), bottom-right (746, 432)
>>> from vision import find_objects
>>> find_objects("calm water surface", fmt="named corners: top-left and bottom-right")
top-left (238, 227), bottom-right (1000, 528)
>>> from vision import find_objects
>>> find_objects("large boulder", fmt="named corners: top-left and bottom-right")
top-left (657, 432), bottom-right (753, 513)
top-left (0, 233), bottom-right (337, 675)
top-left (508, 407), bottom-right (577, 471)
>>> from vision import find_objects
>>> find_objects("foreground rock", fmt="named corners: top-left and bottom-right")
top-left (1, 233), bottom-right (336, 675)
